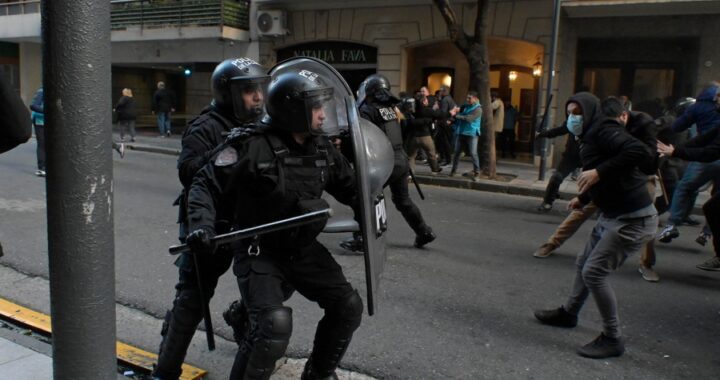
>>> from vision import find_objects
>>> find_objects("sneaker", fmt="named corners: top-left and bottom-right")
top-left (35, 169), bottom-right (46, 177)
top-left (166, 130), bottom-right (171, 137)
top-left (533, 306), bottom-right (577, 328)
top-left (577, 333), bottom-right (625, 359)
top-left (115, 143), bottom-right (125, 159)
top-left (339, 234), bottom-right (364, 253)
top-left (533, 243), bottom-right (557, 258)
top-left (448, 171), bottom-right (456, 177)
top-left (696, 232), bottom-right (710, 246)
top-left (130, 137), bottom-right (136, 142)
top-left (414, 229), bottom-right (436, 248)
top-left (638, 265), bottom-right (660, 282)
top-left (657, 224), bottom-right (679, 243)
top-left (696, 256), bottom-right (720, 271)
top-left (431, 167), bottom-right (443, 175)
top-left (682, 216), bottom-right (701, 226)
top-left (536, 202), bottom-right (552, 213)
top-left (471, 173), bottom-right (480, 182)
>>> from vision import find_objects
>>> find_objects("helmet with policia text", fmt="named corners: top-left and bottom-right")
top-left (211, 58), bottom-right (270, 122)
top-left (266, 70), bottom-right (338, 135)
top-left (357, 74), bottom-right (399, 106)
top-left (269, 56), bottom-right (394, 316)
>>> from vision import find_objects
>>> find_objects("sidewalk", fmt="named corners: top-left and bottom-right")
top-left (116, 131), bottom-right (710, 213)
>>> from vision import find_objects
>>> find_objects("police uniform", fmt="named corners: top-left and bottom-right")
top-left (187, 130), bottom-right (363, 380)
top-left (359, 97), bottom-right (435, 244)
top-left (154, 58), bottom-right (269, 380)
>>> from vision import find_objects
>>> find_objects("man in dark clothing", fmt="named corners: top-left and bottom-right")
top-left (659, 121), bottom-right (720, 271)
top-left (153, 81), bottom-right (176, 137)
top-left (500, 100), bottom-right (518, 159)
top-left (0, 74), bottom-right (31, 258)
top-left (0, 75), bottom-right (31, 154)
top-left (435, 85), bottom-right (456, 166)
top-left (658, 83), bottom-right (720, 243)
top-left (357, 74), bottom-right (436, 248)
top-left (152, 58), bottom-right (270, 380)
top-left (534, 92), bottom-right (657, 359)
top-left (535, 122), bottom-right (582, 212)
top-left (407, 91), bottom-right (444, 173)
top-left (186, 68), bottom-right (363, 380)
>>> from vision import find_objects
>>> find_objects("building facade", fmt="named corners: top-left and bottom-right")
top-left (1, 0), bottom-right (718, 162)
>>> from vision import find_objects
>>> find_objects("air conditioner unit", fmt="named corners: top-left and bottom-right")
top-left (256, 10), bottom-right (287, 37)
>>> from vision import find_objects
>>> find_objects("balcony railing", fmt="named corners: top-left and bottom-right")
top-left (110, 0), bottom-right (249, 31)
top-left (0, 0), bottom-right (40, 16)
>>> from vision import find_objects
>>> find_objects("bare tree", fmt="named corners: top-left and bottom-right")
top-left (433, 0), bottom-right (496, 178)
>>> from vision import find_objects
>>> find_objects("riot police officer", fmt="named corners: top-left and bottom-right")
top-left (153, 58), bottom-right (270, 380)
top-left (185, 68), bottom-right (364, 380)
top-left (355, 74), bottom-right (436, 248)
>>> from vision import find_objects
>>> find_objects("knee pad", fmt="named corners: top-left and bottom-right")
top-left (170, 289), bottom-right (204, 331)
top-left (334, 290), bottom-right (364, 323)
top-left (243, 307), bottom-right (293, 380)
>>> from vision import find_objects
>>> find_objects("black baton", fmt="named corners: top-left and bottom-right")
top-left (170, 208), bottom-right (334, 255)
top-left (191, 253), bottom-right (216, 351)
top-left (408, 169), bottom-right (425, 200)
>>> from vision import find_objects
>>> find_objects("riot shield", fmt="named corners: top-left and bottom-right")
top-left (269, 57), bottom-right (394, 315)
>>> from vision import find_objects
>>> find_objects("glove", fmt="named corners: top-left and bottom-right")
top-left (186, 227), bottom-right (216, 256)
top-left (225, 127), bottom-right (256, 145)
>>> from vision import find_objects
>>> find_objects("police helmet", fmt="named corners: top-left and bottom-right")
top-left (211, 58), bottom-right (270, 122)
top-left (266, 70), bottom-right (338, 135)
top-left (674, 97), bottom-right (696, 117)
top-left (358, 74), bottom-right (399, 106)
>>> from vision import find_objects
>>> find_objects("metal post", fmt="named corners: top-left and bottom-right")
top-left (41, 1), bottom-right (116, 379)
top-left (538, 0), bottom-right (562, 181)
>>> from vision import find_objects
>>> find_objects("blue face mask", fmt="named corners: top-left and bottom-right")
top-left (566, 114), bottom-right (584, 136)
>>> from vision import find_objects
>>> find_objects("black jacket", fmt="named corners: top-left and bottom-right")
top-left (673, 126), bottom-right (720, 163)
top-left (0, 75), bottom-right (31, 154)
top-left (569, 92), bottom-right (653, 217)
top-left (411, 100), bottom-right (443, 137)
top-left (177, 106), bottom-right (239, 189)
top-left (153, 88), bottom-right (175, 113)
top-left (114, 96), bottom-right (137, 121)
top-left (625, 111), bottom-right (658, 175)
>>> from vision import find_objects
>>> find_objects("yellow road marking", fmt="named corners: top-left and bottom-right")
top-left (0, 297), bottom-right (207, 380)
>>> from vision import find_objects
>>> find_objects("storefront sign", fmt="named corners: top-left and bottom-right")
top-left (277, 41), bottom-right (377, 65)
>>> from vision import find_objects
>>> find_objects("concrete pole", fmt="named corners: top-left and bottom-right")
top-left (538, 0), bottom-right (562, 181)
top-left (41, 1), bottom-right (116, 379)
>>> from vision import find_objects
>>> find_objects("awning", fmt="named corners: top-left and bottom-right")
top-left (563, 0), bottom-right (720, 18)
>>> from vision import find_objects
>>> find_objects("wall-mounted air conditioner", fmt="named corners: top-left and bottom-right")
top-left (256, 10), bottom-right (287, 37)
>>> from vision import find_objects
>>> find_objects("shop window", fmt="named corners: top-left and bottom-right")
top-left (423, 67), bottom-right (454, 97)
top-left (632, 69), bottom-right (675, 117)
top-left (581, 68), bottom-right (621, 100)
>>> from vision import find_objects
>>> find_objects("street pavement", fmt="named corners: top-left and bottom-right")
top-left (0, 133), bottom-right (717, 379)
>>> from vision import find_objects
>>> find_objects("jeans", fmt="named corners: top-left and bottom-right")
top-left (157, 112), bottom-right (172, 135)
top-left (451, 134), bottom-right (479, 173)
top-left (668, 160), bottom-right (720, 225)
top-left (34, 123), bottom-right (46, 171)
top-left (118, 120), bottom-right (136, 139)
top-left (703, 192), bottom-right (720, 258)
top-left (564, 211), bottom-right (658, 338)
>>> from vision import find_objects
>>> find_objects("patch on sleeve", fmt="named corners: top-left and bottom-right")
top-left (214, 146), bottom-right (238, 166)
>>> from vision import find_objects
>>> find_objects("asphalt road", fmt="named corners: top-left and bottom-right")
top-left (1, 141), bottom-right (718, 379)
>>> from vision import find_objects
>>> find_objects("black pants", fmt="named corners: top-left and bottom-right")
top-left (34, 123), bottom-right (45, 171)
top-left (704, 191), bottom-right (720, 258)
top-left (543, 155), bottom-right (580, 205)
top-left (434, 123), bottom-right (453, 163)
top-left (499, 129), bottom-right (516, 158)
top-left (153, 250), bottom-right (234, 379)
top-left (231, 241), bottom-right (358, 379)
top-left (387, 157), bottom-right (430, 235)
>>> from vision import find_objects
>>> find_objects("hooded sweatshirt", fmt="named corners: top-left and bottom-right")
top-left (568, 92), bottom-right (653, 217)
top-left (672, 84), bottom-right (720, 135)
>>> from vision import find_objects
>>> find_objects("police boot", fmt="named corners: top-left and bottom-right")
top-left (152, 310), bottom-right (197, 380)
top-left (414, 227), bottom-right (436, 248)
top-left (307, 292), bottom-right (363, 378)
top-left (301, 358), bottom-right (339, 380)
top-left (223, 300), bottom-right (249, 346)
top-left (339, 232), bottom-right (363, 253)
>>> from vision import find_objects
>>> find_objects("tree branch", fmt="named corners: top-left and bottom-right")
top-left (433, 0), bottom-right (470, 53)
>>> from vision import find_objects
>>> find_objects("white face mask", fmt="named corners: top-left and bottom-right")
top-left (566, 114), bottom-right (584, 136)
